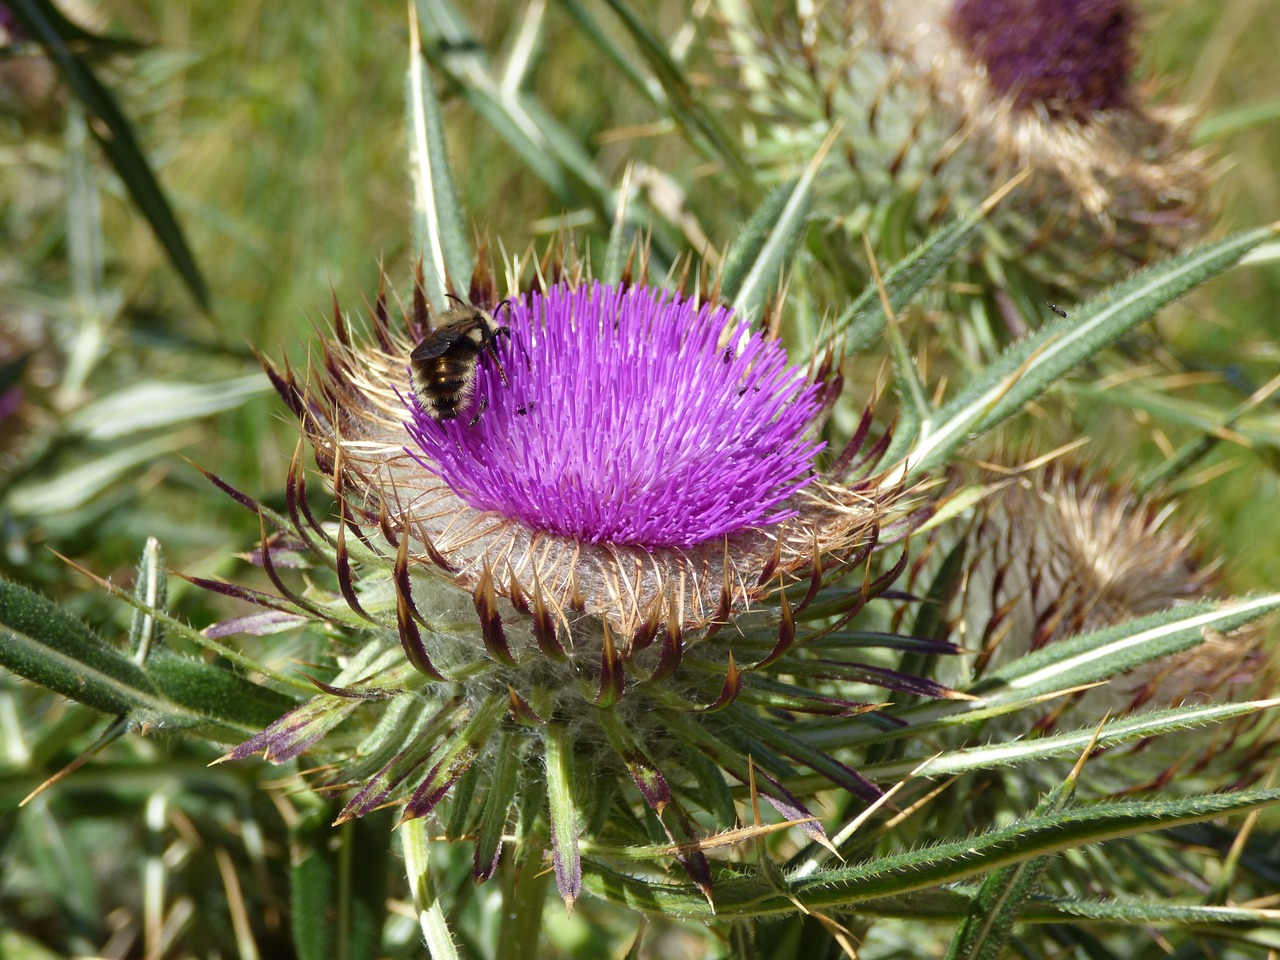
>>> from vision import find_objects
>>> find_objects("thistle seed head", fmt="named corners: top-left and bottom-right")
top-left (956, 461), bottom-right (1263, 711)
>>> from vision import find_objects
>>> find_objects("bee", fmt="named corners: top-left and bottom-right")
top-left (409, 296), bottom-right (512, 424)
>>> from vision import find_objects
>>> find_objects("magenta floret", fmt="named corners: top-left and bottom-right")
top-left (404, 283), bottom-right (824, 549)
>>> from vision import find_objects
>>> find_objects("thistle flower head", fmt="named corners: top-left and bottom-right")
top-left (404, 283), bottom-right (823, 549)
top-left (951, 460), bottom-right (1262, 711)
top-left (872, 0), bottom-right (1205, 225)
top-left (714, 0), bottom-right (1209, 303)
top-left (297, 269), bottom-right (887, 640)
top-left (225, 254), bottom-right (950, 903)
top-left (948, 0), bottom-right (1135, 119)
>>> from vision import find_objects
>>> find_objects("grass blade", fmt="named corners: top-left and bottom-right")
top-left (903, 224), bottom-right (1278, 476)
top-left (721, 131), bottom-right (836, 324)
top-left (407, 3), bottom-right (472, 308)
top-left (413, 0), bottom-right (609, 208)
top-left (8, 0), bottom-right (209, 310)
top-left (595, 0), bottom-right (751, 186)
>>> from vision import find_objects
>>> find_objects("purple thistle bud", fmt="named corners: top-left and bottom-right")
top-left (948, 0), bottom-right (1136, 118)
top-left (403, 283), bottom-right (824, 550)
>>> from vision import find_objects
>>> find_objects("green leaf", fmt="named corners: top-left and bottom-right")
top-left (6, 433), bottom-right (191, 517)
top-left (602, 163), bottom-right (636, 286)
top-left (945, 726), bottom-right (1093, 960)
top-left (840, 182), bottom-right (1020, 354)
top-left (798, 888), bottom-right (1280, 928)
top-left (719, 182), bottom-right (792, 325)
top-left (128, 536), bottom-right (166, 661)
top-left (721, 133), bottom-right (833, 324)
top-left (144, 653), bottom-right (300, 735)
top-left (0, 577), bottom-right (159, 717)
top-left (545, 722), bottom-right (582, 905)
top-left (473, 730), bottom-right (521, 881)
top-left (7, 0), bottom-right (209, 310)
top-left (860, 699), bottom-right (1279, 782)
top-left (411, 0), bottom-right (685, 266)
top-left (412, 0), bottom-right (609, 207)
top-left (885, 312), bottom-right (929, 435)
top-left (402, 817), bottom-right (462, 959)
top-left (974, 595), bottom-right (1280, 706)
top-left (66, 376), bottom-right (270, 441)
top-left (902, 224), bottom-right (1278, 475)
top-left (59, 550), bottom-right (314, 692)
top-left (496, 778), bottom-right (552, 958)
top-left (584, 788), bottom-right (1280, 918)
top-left (407, 5), bottom-right (472, 308)
top-left (804, 595), bottom-right (1280, 751)
top-left (1, 577), bottom-right (297, 741)
top-left (945, 851), bottom-right (1051, 960)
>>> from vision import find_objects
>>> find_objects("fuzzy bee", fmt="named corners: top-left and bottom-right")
top-left (409, 297), bottom-right (512, 424)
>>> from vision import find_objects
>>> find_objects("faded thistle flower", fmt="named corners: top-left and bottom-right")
top-left (870, 0), bottom-right (1207, 255)
top-left (936, 459), bottom-right (1264, 716)
top-left (713, 0), bottom-right (1208, 318)
top-left (215, 250), bottom-right (956, 904)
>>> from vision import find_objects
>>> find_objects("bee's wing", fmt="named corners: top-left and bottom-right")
top-left (410, 330), bottom-right (465, 361)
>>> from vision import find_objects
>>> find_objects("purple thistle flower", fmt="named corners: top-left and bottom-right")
top-left (948, 0), bottom-right (1135, 118)
top-left (227, 259), bottom-right (948, 903)
top-left (403, 283), bottom-right (824, 550)
top-left (267, 271), bottom-right (896, 640)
